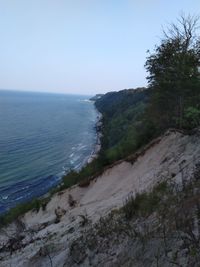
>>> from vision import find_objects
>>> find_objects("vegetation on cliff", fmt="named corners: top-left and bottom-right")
top-left (66, 161), bottom-right (200, 267)
top-left (95, 87), bottom-right (152, 161)
top-left (1, 14), bottom-right (200, 225)
top-left (145, 14), bottom-right (200, 131)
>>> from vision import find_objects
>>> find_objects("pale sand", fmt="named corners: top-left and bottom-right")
top-left (1, 130), bottom-right (200, 266)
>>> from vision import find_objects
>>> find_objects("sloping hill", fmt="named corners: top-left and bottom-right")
top-left (1, 129), bottom-right (200, 266)
top-left (94, 87), bottom-right (152, 161)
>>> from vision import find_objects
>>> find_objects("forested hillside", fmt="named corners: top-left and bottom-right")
top-left (1, 14), bottom-right (200, 224)
top-left (55, 15), bottom-right (200, 189)
top-left (95, 88), bottom-right (152, 161)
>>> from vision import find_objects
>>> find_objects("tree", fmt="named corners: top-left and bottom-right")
top-left (145, 14), bottom-right (200, 130)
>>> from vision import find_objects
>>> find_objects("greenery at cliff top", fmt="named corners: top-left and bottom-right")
top-left (1, 14), bottom-right (200, 225)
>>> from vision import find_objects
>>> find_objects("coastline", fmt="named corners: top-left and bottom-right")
top-left (0, 98), bottom-right (102, 215)
top-left (87, 108), bottom-right (103, 164)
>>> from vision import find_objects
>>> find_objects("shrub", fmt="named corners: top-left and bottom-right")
top-left (122, 182), bottom-right (168, 219)
top-left (0, 197), bottom-right (50, 227)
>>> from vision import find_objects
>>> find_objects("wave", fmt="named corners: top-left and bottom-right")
top-left (0, 135), bottom-right (98, 214)
top-left (0, 92), bottom-right (100, 214)
top-left (0, 174), bottom-right (61, 214)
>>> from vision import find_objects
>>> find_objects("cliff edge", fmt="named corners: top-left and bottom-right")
top-left (1, 128), bottom-right (200, 266)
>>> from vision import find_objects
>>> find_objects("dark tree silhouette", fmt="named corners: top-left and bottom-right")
top-left (145, 14), bottom-right (200, 130)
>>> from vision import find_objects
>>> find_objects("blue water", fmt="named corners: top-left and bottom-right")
top-left (0, 90), bottom-right (98, 213)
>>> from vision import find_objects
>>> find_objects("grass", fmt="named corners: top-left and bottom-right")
top-left (0, 91), bottom-right (155, 226)
top-left (60, 155), bottom-right (109, 190)
top-left (0, 196), bottom-right (50, 227)
top-left (0, 156), bottom-right (107, 227)
top-left (122, 181), bottom-right (168, 219)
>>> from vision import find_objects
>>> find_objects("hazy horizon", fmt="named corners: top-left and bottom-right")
top-left (0, 1), bottom-right (199, 95)
top-left (0, 88), bottom-right (94, 96)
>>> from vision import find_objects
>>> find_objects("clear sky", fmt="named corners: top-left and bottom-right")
top-left (0, 1), bottom-right (199, 95)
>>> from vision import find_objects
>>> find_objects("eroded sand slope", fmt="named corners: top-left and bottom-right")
top-left (1, 129), bottom-right (200, 267)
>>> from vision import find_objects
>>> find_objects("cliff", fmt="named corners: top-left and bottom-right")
top-left (1, 128), bottom-right (200, 266)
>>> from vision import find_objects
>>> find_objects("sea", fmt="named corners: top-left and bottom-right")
top-left (0, 90), bottom-right (98, 214)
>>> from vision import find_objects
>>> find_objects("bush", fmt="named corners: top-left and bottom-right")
top-left (184, 107), bottom-right (200, 129)
top-left (0, 197), bottom-right (50, 227)
top-left (122, 182), bottom-right (168, 219)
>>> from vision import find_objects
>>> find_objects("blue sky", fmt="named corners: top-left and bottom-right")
top-left (0, 0), bottom-right (199, 95)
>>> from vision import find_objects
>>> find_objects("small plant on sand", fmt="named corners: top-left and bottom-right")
top-left (122, 181), bottom-right (168, 219)
top-left (68, 194), bottom-right (76, 207)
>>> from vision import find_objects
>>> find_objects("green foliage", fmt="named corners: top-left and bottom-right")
top-left (3, 15), bottom-right (200, 225)
top-left (105, 119), bottom-right (155, 163)
top-left (59, 88), bottom-right (153, 189)
top-left (61, 156), bottom-right (107, 189)
top-left (145, 15), bottom-right (200, 130)
top-left (122, 181), bottom-right (168, 219)
top-left (95, 88), bottom-right (152, 162)
top-left (184, 107), bottom-right (200, 128)
top-left (0, 197), bottom-right (50, 226)
top-left (62, 170), bottom-right (80, 188)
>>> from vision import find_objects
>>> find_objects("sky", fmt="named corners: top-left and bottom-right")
top-left (0, 1), bottom-right (199, 95)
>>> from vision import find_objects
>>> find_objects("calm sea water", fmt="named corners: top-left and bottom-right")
top-left (0, 90), bottom-right (98, 213)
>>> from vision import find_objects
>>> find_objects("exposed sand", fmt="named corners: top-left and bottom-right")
top-left (1, 129), bottom-right (200, 267)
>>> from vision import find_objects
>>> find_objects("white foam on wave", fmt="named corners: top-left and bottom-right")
top-left (74, 162), bottom-right (82, 170)
top-left (22, 186), bottom-right (29, 190)
top-left (15, 196), bottom-right (24, 201)
top-left (76, 142), bottom-right (88, 150)
top-left (70, 158), bottom-right (79, 165)
top-left (2, 195), bottom-right (8, 200)
top-left (70, 159), bottom-right (75, 165)
top-left (78, 99), bottom-right (92, 103)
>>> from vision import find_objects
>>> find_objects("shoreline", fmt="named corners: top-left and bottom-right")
top-left (0, 101), bottom-right (102, 215)
top-left (87, 108), bottom-right (103, 164)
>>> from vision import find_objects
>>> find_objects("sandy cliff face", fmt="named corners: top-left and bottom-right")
top-left (1, 129), bottom-right (200, 267)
